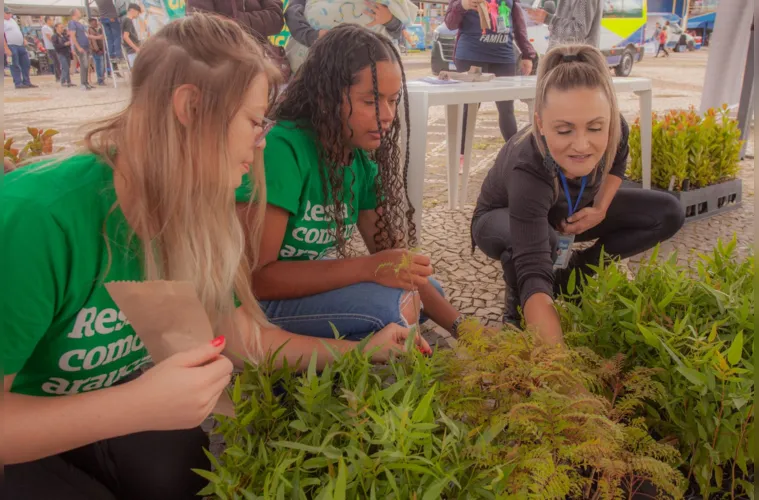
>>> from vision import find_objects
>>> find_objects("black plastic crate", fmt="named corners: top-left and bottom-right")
top-left (621, 178), bottom-right (742, 223)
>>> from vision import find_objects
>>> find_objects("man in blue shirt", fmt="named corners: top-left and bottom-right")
top-left (68, 8), bottom-right (93, 90)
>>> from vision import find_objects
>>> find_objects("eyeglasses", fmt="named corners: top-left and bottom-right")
top-left (255, 117), bottom-right (276, 146)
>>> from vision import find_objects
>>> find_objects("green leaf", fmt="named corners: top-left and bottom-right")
top-left (422, 477), bottom-right (450, 500)
top-left (232, 375), bottom-right (242, 404)
top-left (307, 350), bottom-right (318, 379)
top-left (334, 459), bottom-right (347, 500)
top-left (290, 420), bottom-right (309, 432)
top-left (567, 269), bottom-right (576, 295)
top-left (411, 384), bottom-right (436, 423)
top-left (676, 366), bottom-right (706, 387)
top-left (657, 289), bottom-right (678, 310)
top-left (192, 468), bottom-right (222, 484)
top-left (726, 330), bottom-right (744, 365)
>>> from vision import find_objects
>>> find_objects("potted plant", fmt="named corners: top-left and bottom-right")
top-left (4, 127), bottom-right (60, 172)
top-left (626, 105), bottom-right (743, 222)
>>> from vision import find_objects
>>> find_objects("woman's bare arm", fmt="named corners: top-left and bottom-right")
top-left (356, 210), bottom-right (461, 332)
top-left (2, 375), bottom-right (144, 465)
top-left (238, 203), bottom-right (377, 300)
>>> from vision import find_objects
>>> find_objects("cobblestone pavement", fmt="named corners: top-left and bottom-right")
top-left (4, 48), bottom-right (754, 347)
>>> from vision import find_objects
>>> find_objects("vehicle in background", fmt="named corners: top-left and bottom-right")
top-left (647, 13), bottom-right (696, 52)
top-left (430, 24), bottom-right (456, 75)
top-left (431, 0), bottom-right (647, 77)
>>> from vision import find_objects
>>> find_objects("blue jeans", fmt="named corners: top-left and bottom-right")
top-left (57, 54), bottom-right (71, 84)
top-left (8, 45), bottom-right (31, 87)
top-left (101, 17), bottom-right (122, 58)
top-left (92, 53), bottom-right (105, 83)
top-left (261, 279), bottom-right (445, 341)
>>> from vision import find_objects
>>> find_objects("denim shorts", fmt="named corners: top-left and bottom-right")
top-left (260, 279), bottom-right (445, 341)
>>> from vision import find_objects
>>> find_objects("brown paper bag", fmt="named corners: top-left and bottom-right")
top-left (105, 280), bottom-right (236, 418)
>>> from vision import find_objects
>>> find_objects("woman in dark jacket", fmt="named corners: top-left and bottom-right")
top-left (51, 23), bottom-right (74, 87)
top-left (444, 0), bottom-right (537, 162)
top-left (186, 0), bottom-right (284, 40)
top-left (471, 45), bottom-right (684, 345)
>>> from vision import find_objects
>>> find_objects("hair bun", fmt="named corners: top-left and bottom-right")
top-left (561, 54), bottom-right (580, 63)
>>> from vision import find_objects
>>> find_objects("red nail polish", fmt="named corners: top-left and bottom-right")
top-left (211, 336), bottom-right (225, 347)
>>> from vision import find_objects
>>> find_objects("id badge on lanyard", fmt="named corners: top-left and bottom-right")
top-left (553, 171), bottom-right (587, 270)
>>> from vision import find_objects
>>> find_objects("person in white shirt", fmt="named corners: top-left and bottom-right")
top-left (41, 16), bottom-right (61, 82)
top-left (4, 6), bottom-right (36, 88)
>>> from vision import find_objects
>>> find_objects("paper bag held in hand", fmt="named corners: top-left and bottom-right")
top-left (106, 280), bottom-right (236, 418)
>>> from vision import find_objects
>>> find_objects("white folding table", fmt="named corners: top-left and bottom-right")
top-left (401, 76), bottom-right (653, 232)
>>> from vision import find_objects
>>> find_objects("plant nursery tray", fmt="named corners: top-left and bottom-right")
top-left (621, 178), bottom-right (742, 223)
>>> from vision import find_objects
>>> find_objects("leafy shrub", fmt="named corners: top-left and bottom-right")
top-left (627, 106), bottom-right (743, 191)
top-left (4, 127), bottom-right (59, 166)
top-left (199, 330), bottom-right (684, 499)
top-left (559, 238), bottom-right (754, 498)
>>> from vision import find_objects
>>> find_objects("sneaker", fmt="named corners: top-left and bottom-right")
top-left (86, 84), bottom-right (95, 90)
top-left (98, 81), bottom-right (107, 86)
top-left (82, 85), bottom-right (92, 91)
top-left (65, 83), bottom-right (76, 87)
top-left (23, 83), bottom-right (38, 88)
top-left (15, 85), bottom-right (29, 89)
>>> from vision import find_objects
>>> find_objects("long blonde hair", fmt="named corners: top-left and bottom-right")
top-left (530, 44), bottom-right (621, 187)
top-left (85, 14), bottom-right (281, 361)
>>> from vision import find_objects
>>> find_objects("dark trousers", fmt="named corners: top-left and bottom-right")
top-left (48, 51), bottom-right (61, 80)
top-left (4, 427), bottom-right (210, 500)
top-left (8, 44), bottom-right (32, 87)
top-left (93, 52), bottom-right (106, 83)
top-left (472, 188), bottom-right (686, 297)
top-left (101, 17), bottom-right (123, 59)
top-left (454, 59), bottom-right (518, 154)
top-left (58, 53), bottom-right (72, 84)
top-left (656, 43), bottom-right (669, 57)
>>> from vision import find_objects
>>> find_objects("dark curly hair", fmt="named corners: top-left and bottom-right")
top-left (274, 24), bottom-right (415, 257)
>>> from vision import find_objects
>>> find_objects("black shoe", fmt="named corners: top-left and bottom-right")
top-left (503, 285), bottom-right (521, 328)
top-left (23, 83), bottom-right (38, 88)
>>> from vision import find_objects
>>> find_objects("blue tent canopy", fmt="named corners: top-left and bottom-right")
top-left (687, 12), bottom-right (716, 30)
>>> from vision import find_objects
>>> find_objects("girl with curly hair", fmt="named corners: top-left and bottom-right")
top-left (237, 24), bottom-right (463, 341)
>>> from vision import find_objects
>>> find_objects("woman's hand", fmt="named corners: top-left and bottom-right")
top-left (370, 249), bottom-right (433, 290)
top-left (520, 58), bottom-right (533, 75)
top-left (364, 1), bottom-right (393, 26)
top-left (129, 336), bottom-right (233, 431)
top-left (365, 323), bottom-right (431, 363)
top-left (559, 206), bottom-right (606, 235)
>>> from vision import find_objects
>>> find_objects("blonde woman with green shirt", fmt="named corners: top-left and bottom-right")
top-left (2, 15), bottom-right (426, 500)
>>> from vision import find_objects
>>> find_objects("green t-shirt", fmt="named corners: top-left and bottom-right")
top-left (236, 121), bottom-right (379, 261)
top-left (1, 154), bottom-right (151, 397)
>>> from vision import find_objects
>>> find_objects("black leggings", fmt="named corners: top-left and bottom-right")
top-left (4, 427), bottom-right (210, 500)
top-left (472, 188), bottom-right (686, 293)
top-left (656, 43), bottom-right (669, 56)
top-left (454, 59), bottom-right (518, 155)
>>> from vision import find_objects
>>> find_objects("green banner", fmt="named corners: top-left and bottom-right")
top-left (163, 0), bottom-right (186, 20)
top-left (269, 0), bottom-right (290, 46)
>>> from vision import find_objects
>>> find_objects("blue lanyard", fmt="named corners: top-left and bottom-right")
top-left (557, 170), bottom-right (587, 218)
